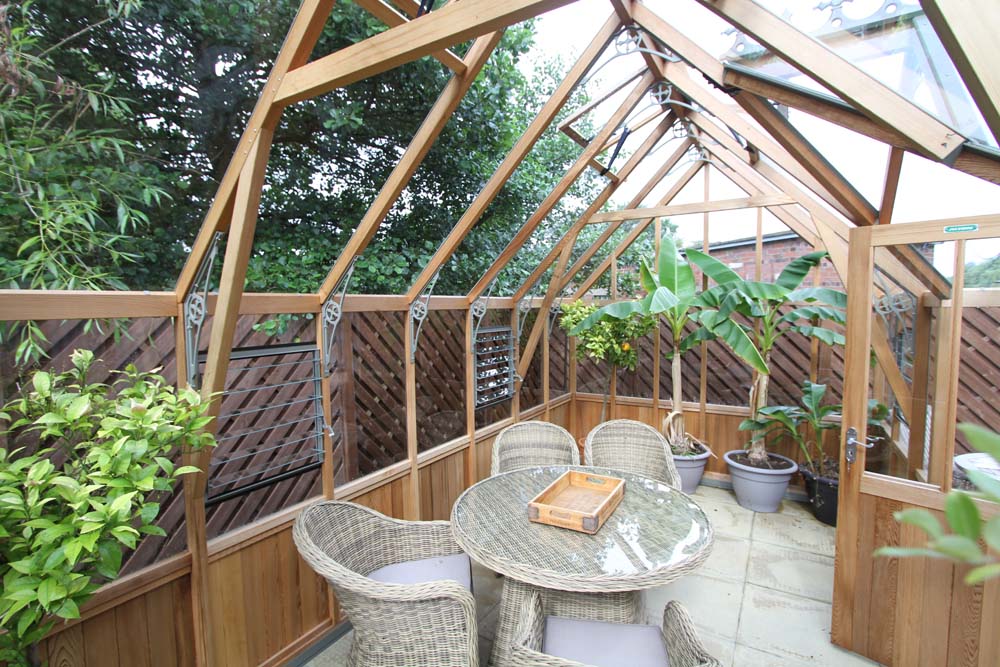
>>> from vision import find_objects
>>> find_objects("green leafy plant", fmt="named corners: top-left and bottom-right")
top-left (0, 350), bottom-right (216, 665)
top-left (559, 299), bottom-right (655, 420)
top-left (567, 236), bottom-right (712, 455)
top-left (876, 424), bottom-right (1000, 585)
top-left (689, 250), bottom-right (846, 466)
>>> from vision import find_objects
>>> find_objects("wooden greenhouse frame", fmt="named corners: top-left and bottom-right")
top-left (2, 1), bottom-right (1000, 665)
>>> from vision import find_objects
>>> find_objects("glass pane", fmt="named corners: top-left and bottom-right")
top-left (723, 0), bottom-right (996, 148)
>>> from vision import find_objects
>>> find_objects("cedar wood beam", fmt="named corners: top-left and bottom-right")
top-left (512, 136), bottom-right (692, 302)
top-left (587, 194), bottom-right (795, 223)
top-left (688, 0), bottom-right (964, 162)
top-left (404, 13), bottom-right (623, 301)
top-left (354, 0), bottom-right (468, 74)
top-left (273, 0), bottom-right (579, 106)
top-left (175, 0), bottom-right (335, 298)
top-left (721, 65), bottom-right (1000, 187)
top-left (731, 91), bottom-right (878, 225)
top-left (572, 161), bottom-right (704, 298)
top-left (317, 32), bottom-right (504, 300)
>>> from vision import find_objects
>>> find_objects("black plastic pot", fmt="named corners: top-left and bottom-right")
top-left (800, 466), bottom-right (838, 526)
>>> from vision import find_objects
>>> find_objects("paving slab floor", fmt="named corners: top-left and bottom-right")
top-left (305, 485), bottom-right (882, 667)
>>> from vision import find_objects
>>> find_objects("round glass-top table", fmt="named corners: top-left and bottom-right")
top-left (451, 465), bottom-right (714, 665)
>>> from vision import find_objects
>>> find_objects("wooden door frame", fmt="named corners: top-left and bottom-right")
top-left (832, 215), bottom-right (1000, 649)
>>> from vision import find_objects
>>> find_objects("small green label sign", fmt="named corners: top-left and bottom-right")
top-left (944, 224), bottom-right (979, 234)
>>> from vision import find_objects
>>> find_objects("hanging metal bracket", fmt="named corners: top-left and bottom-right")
top-left (321, 258), bottom-right (357, 375)
top-left (409, 271), bottom-right (439, 363)
top-left (183, 231), bottom-right (224, 389)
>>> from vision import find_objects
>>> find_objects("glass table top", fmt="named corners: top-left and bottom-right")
top-left (451, 466), bottom-right (714, 592)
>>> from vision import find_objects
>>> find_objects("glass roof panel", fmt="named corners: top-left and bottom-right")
top-left (720, 0), bottom-right (996, 148)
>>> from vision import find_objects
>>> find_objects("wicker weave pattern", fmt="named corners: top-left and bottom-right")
top-left (491, 421), bottom-right (579, 476)
top-left (452, 466), bottom-right (713, 593)
top-left (293, 501), bottom-right (478, 666)
top-left (509, 590), bottom-right (722, 667)
top-left (584, 420), bottom-right (682, 489)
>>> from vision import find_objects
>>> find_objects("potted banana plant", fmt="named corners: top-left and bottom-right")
top-left (568, 236), bottom-right (756, 493)
top-left (688, 250), bottom-right (846, 512)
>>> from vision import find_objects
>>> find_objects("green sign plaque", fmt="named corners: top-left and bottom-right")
top-left (943, 224), bottom-right (979, 234)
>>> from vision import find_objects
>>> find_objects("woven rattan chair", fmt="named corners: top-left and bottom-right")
top-left (293, 501), bottom-right (478, 666)
top-left (491, 420), bottom-right (579, 476)
top-left (584, 419), bottom-right (682, 489)
top-left (510, 589), bottom-right (722, 667)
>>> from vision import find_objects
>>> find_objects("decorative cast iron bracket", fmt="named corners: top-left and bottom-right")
top-left (409, 271), bottom-right (439, 363)
top-left (321, 257), bottom-right (357, 375)
top-left (183, 231), bottom-right (224, 389)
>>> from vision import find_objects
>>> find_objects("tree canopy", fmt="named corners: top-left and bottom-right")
top-left (5, 0), bottom-right (603, 298)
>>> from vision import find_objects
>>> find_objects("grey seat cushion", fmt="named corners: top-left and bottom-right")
top-left (367, 553), bottom-right (472, 591)
top-left (543, 615), bottom-right (669, 667)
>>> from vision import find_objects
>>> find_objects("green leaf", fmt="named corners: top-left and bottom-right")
top-left (648, 286), bottom-right (680, 314)
top-left (775, 251), bottom-right (826, 289)
top-left (639, 260), bottom-right (658, 294)
top-left (32, 372), bottom-right (52, 397)
top-left (875, 546), bottom-right (948, 560)
top-left (787, 286), bottom-right (847, 309)
top-left (931, 535), bottom-right (985, 563)
top-left (697, 311), bottom-right (768, 375)
top-left (685, 248), bottom-right (743, 285)
top-left (965, 563), bottom-right (1000, 585)
top-left (983, 516), bottom-right (1000, 552)
top-left (37, 578), bottom-right (67, 610)
top-left (54, 598), bottom-right (80, 620)
top-left (944, 492), bottom-right (981, 541)
top-left (895, 508), bottom-right (944, 539)
top-left (66, 395), bottom-right (91, 421)
top-left (657, 236), bottom-right (696, 299)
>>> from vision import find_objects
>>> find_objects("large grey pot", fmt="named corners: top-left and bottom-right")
top-left (724, 450), bottom-right (799, 512)
top-left (673, 447), bottom-right (712, 494)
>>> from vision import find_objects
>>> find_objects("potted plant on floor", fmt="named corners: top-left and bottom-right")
top-left (0, 350), bottom-right (216, 666)
top-left (567, 236), bottom-right (758, 493)
top-left (559, 299), bottom-right (656, 424)
top-left (688, 250), bottom-right (846, 512)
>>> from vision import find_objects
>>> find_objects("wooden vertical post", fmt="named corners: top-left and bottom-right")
top-left (610, 252), bottom-right (618, 300)
top-left (568, 336), bottom-right (577, 439)
top-left (755, 207), bottom-right (763, 281)
top-left (929, 242), bottom-right (966, 490)
top-left (543, 310), bottom-right (551, 421)
top-left (336, 315), bottom-right (360, 483)
top-left (316, 315), bottom-right (336, 499)
top-left (464, 308), bottom-right (476, 486)
top-left (189, 128), bottom-right (274, 667)
top-left (907, 293), bottom-right (932, 479)
top-left (512, 307), bottom-right (521, 423)
top-left (698, 167), bottom-right (710, 433)
top-left (403, 313), bottom-right (420, 519)
top-left (652, 218), bottom-right (662, 419)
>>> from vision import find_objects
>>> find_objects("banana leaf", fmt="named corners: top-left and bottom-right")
top-left (776, 251), bottom-right (828, 290)
top-left (658, 236), bottom-right (697, 300)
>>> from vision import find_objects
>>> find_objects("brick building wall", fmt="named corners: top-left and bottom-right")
top-left (706, 233), bottom-right (843, 288)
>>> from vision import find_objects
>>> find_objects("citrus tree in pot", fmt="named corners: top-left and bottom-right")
top-left (567, 236), bottom-right (759, 493)
top-left (688, 250), bottom-right (846, 512)
top-left (0, 350), bottom-right (216, 666)
top-left (559, 300), bottom-right (656, 424)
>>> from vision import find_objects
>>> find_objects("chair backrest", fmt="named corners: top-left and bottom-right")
top-left (293, 501), bottom-right (402, 583)
top-left (491, 421), bottom-right (580, 475)
top-left (584, 419), bottom-right (682, 489)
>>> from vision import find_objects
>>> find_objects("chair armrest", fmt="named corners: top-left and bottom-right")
top-left (661, 601), bottom-right (723, 667)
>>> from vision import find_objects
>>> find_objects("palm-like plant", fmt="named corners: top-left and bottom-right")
top-left (688, 250), bottom-right (846, 466)
top-left (569, 236), bottom-right (760, 455)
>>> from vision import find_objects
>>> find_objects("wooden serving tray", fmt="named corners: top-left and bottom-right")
top-left (527, 471), bottom-right (625, 534)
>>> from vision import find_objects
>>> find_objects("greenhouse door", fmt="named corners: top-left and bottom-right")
top-left (831, 217), bottom-right (1000, 666)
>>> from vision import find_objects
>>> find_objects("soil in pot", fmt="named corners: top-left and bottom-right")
top-left (800, 458), bottom-right (839, 526)
top-left (725, 450), bottom-right (798, 513)
top-left (672, 443), bottom-right (711, 494)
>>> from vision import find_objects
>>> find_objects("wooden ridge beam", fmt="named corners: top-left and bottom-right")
top-left (572, 161), bottom-right (704, 299)
top-left (689, 0), bottom-right (965, 162)
top-left (354, 0), bottom-right (467, 73)
top-left (317, 31), bottom-right (504, 300)
top-left (274, 0), bottom-right (577, 106)
top-left (921, 0), bottom-right (1000, 148)
top-left (466, 70), bottom-right (658, 302)
top-left (731, 91), bottom-right (877, 225)
top-left (405, 13), bottom-right (623, 301)
top-left (176, 0), bottom-right (335, 299)
top-left (533, 137), bottom-right (694, 302)
top-left (587, 194), bottom-right (795, 223)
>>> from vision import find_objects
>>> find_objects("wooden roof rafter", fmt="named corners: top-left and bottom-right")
top-left (353, 0), bottom-right (468, 73)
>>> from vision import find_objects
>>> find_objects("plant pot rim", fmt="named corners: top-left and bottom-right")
top-left (672, 444), bottom-right (711, 460)
top-left (724, 450), bottom-right (799, 475)
top-left (800, 466), bottom-right (839, 486)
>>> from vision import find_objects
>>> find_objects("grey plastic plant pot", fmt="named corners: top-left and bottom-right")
top-left (724, 450), bottom-right (799, 512)
top-left (673, 447), bottom-right (712, 494)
